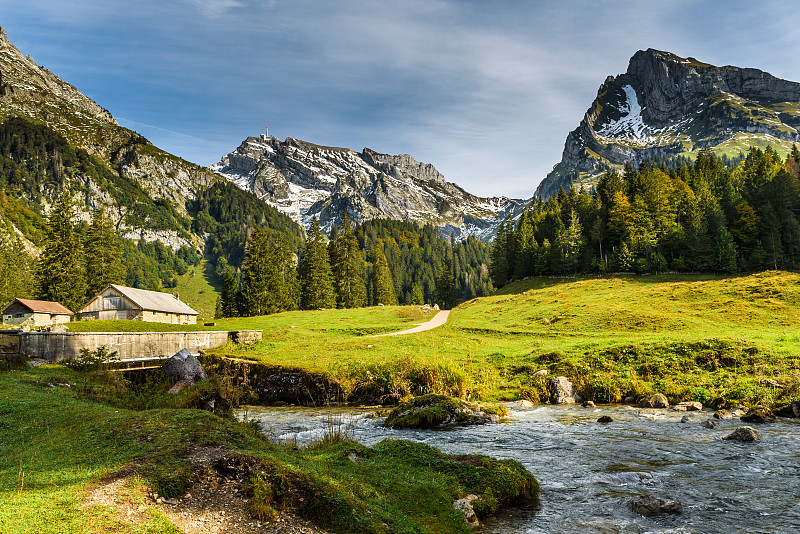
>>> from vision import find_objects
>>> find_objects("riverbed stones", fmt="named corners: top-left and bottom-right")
top-left (631, 495), bottom-right (683, 516)
top-left (673, 401), bottom-right (702, 411)
top-left (512, 399), bottom-right (534, 408)
top-left (714, 409), bottom-right (734, 419)
top-left (722, 426), bottom-right (760, 442)
top-left (582, 401), bottom-right (596, 408)
top-left (164, 348), bottom-right (207, 393)
top-left (597, 415), bottom-right (613, 423)
top-left (639, 393), bottom-right (669, 409)
top-left (700, 419), bottom-right (716, 429)
top-left (741, 407), bottom-right (776, 424)
top-left (680, 415), bottom-right (691, 423)
top-left (384, 394), bottom-right (505, 429)
top-left (453, 494), bottom-right (481, 529)
top-left (548, 376), bottom-right (582, 404)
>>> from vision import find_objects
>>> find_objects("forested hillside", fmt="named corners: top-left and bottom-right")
top-left (492, 145), bottom-right (800, 285)
top-left (0, 117), bottom-right (304, 310)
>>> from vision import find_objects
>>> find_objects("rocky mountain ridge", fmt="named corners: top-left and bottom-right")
top-left (212, 135), bottom-right (527, 238)
top-left (0, 25), bottom-right (227, 250)
top-left (536, 49), bottom-right (800, 199)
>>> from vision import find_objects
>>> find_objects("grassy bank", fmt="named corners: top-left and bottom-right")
top-left (210, 271), bottom-right (800, 409)
top-left (0, 365), bottom-right (536, 533)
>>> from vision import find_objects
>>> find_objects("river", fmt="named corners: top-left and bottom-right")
top-left (236, 404), bottom-right (800, 533)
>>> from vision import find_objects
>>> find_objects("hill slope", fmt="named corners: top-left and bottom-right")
top-left (537, 49), bottom-right (800, 198)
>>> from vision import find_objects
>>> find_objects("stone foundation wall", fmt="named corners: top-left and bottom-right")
top-left (0, 330), bottom-right (262, 362)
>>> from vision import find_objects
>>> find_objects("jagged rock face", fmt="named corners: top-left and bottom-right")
top-left (0, 25), bottom-right (218, 243)
top-left (212, 135), bottom-right (526, 238)
top-left (536, 49), bottom-right (800, 199)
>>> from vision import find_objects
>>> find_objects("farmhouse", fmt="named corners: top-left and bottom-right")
top-left (1, 298), bottom-right (73, 327)
top-left (79, 284), bottom-right (199, 324)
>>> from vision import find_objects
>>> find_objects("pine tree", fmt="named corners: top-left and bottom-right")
top-left (35, 192), bottom-right (87, 313)
top-left (271, 235), bottom-right (300, 311)
top-left (221, 267), bottom-right (238, 317)
top-left (331, 213), bottom-right (367, 308)
top-left (410, 282), bottom-right (425, 305)
top-left (435, 262), bottom-right (455, 309)
top-left (239, 228), bottom-right (273, 316)
top-left (0, 234), bottom-right (35, 305)
top-left (85, 206), bottom-right (124, 298)
top-left (300, 217), bottom-right (336, 309)
top-left (371, 241), bottom-right (397, 305)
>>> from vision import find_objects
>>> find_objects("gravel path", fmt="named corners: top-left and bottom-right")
top-left (373, 310), bottom-right (450, 337)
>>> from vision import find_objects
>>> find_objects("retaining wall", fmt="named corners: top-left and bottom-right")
top-left (0, 330), bottom-right (262, 363)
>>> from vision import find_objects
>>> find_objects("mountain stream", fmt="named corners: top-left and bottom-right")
top-left (237, 404), bottom-right (800, 533)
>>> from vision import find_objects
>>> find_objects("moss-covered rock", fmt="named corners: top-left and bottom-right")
top-left (384, 394), bottom-right (508, 429)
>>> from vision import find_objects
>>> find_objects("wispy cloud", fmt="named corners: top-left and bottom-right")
top-left (4, 0), bottom-right (800, 197)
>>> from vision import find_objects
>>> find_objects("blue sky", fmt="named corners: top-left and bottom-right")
top-left (3, 1), bottom-right (800, 198)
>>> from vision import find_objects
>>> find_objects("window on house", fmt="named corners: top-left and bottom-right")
top-left (14, 313), bottom-right (24, 318)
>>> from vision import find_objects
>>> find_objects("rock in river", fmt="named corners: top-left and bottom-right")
top-left (639, 393), bottom-right (669, 409)
top-left (723, 426), bottom-right (760, 442)
top-left (674, 401), bottom-right (702, 411)
top-left (741, 407), bottom-right (776, 424)
top-left (384, 394), bottom-right (507, 429)
top-left (631, 495), bottom-right (683, 516)
top-left (548, 376), bottom-right (582, 404)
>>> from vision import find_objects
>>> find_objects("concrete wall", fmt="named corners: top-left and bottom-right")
top-left (0, 330), bottom-right (262, 362)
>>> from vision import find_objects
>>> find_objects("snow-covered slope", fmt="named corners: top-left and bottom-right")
top-left (212, 135), bottom-right (527, 238)
top-left (536, 49), bottom-right (800, 199)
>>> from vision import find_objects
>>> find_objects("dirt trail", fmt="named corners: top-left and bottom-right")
top-left (373, 310), bottom-right (450, 337)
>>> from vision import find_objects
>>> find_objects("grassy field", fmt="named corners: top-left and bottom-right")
top-left (209, 271), bottom-right (800, 409)
top-left (0, 365), bottom-right (536, 534)
top-left (172, 258), bottom-right (220, 321)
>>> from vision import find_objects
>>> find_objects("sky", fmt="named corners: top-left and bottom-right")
top-left (3, 1), bottom-right (800, 198)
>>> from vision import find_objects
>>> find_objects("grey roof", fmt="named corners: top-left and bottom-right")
top-left (106, 285), bottom-right (199, 315)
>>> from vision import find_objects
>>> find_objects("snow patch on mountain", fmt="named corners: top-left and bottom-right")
top-left (211, 135), bottom-right (527, 239)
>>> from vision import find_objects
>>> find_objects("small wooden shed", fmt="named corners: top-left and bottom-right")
top-left (79, 284), bottom-right (199, 324)
top-left (1, 298), bottom-right (73, 326)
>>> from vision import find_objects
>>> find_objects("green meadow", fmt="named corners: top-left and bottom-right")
top-left (209, 271), bottom-right (800, 409)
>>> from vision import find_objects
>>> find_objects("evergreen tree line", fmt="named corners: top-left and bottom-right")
top-left (29, 191), bottom-right (201, 312)
top-left (217, 215), bottom-right (494, 317)
top-left (491, 145), bottom-right (800, 287)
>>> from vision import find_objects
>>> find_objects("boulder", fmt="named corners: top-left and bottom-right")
top-left (163, 348), bottom-right (207, 393)
top-left (639, 393), bottom-right (669, 409)
top-left (722, 426), bottom-right (760, 442)
top-left (453, 494), bottom-right (481, 529)
top-left (680, 415), bottom-right (691, 423)
top-left (512, 399), bottom-right (534, 408)
top-left (532, 369), bottom-right (548, 378)
top-left (631, 495), bottom-right (683, 516)
top-left (713, 409), bottom-right (733, 419)
top-left (700, 419), bottom-right (716, 429)
top-left (741, 407), bottom-right (775, 424)
top-left (384, 394), bottom-right (506, 429)
top-left (582, 401), bottom-right (596, 408)
top-left (597, 415), bottom-right (613, 423)
top-left (548, 376), bottom-right (582, 404)
top-left (673, 401), bottom-right (702, 411)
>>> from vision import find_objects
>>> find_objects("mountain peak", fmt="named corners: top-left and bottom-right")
top-left (534, 50), bottom-right (800, 199)
top-left (0, 26), bottom-right (8, 46)
top-left (212, 134), bottom-right (525, 238)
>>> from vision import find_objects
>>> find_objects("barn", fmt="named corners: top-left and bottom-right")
top-left (1, 298), bottom-right (73, 327)
top-left (79, 284), bottom-right (199, 324)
